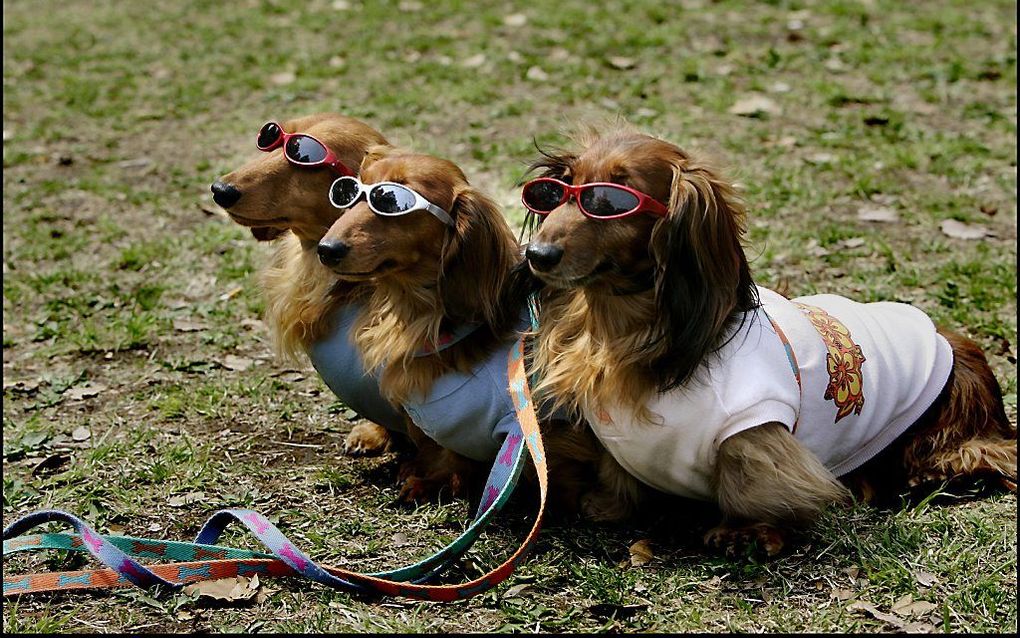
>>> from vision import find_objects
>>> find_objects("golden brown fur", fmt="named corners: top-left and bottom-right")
top-left (213, 113), bottom-right (395, 457)
top-left (215, 113), bottom-right (387, 362)
top-left (320, 148), bottom-right (519, 406)
top-left (533, 282), bottom-right (660, 425)
top-left (319, 149), bottom-right (602, 512)
top-left (212, 115), bottom-right (475, 494)
top-left (259, 232), bottom-right (356, 362)
top-left (316, 149), bottom-right (527, 500)
top-left (523, 127), bottom-right (1017, 555)
top-left (529, 129), bottom-right (757, 424)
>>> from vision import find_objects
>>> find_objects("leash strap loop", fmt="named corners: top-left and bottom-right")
top-left (5, 295), bottom-right (547, 601)
top-left (3, 510), bottom-right (182, 592)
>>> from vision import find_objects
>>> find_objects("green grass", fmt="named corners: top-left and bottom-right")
top-left (3, 0), bottom-right (1016, 633)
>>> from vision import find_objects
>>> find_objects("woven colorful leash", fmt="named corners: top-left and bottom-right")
top-left (4, 297), bottom-right (547, 601)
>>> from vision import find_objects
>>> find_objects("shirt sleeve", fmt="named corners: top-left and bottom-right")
top-left (709, 313), bottom-right (801, 447)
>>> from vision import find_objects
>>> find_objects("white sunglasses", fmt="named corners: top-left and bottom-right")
top-left (328, 176), bottom-right (455, 227)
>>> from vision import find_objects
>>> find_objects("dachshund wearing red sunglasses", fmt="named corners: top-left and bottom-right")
top-left (210, 114), bottom-right (485, 501)
top-left (519, 125), bottom-right (1017, 556)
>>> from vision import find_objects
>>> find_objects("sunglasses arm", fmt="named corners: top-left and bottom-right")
top-left (327, 160), bottom-right (354, 177)
top-left (425, 203), bottom-right (455, 227)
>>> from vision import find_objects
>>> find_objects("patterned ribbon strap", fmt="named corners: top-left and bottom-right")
top-left (3, 532), bottom-right (274, 561)
top-left (3, 510), bottom-right (184, 592)
top-left (4, 296), bottom-right (547, 601)
top-left (3, 430), bottom-right (526, 596)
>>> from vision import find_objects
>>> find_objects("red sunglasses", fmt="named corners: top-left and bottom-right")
top-left (521, 177), bottom-right (668, 220)
top-left (256, 121), bottom-right (354, 177)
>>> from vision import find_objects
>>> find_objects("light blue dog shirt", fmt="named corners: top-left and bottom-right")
top-left (307, 304), bottom-right (407, 433)
top-left (307, 304), bottom-right (554, 462)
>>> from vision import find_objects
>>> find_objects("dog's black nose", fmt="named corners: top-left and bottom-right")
top-left (211, 181), bottom-right (242, 208)
top-left (317, 239), bottom-right (351, 267)
top-left (526, 242), bottom-right (564, 272)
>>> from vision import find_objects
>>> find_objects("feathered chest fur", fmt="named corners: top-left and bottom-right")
top-left (260, 235), bottom-right (358, 362)
top-left (532, 289), bottom-right (662, 424)
top-left (354, 283), bottom-right (495, 406)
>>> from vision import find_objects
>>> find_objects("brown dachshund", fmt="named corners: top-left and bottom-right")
top-left (521, 125), bottom-right (1017, 556)
top-left (210, 114), bottom-right (482, 501)
top-left (317, 147), bottom-right (602, 510)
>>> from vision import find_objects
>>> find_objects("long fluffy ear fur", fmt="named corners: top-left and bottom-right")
top-left (439, 188), bottom-right (519, 334)
top-left (647, 154), bottom-right (759, 392)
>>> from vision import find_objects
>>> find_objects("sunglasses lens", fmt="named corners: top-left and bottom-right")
top-left (579, 185), bottom-right (640, 217)
top-left (522, 181), bottom-right (565, 212)
top-left (330, 178), bottom-right (361, 208)
top-left (285, 135), bottom-right (328, 164)
top-left (257, 122), bottom-right (281, 149)
top-left (369, 184), bottom-right (417, 214)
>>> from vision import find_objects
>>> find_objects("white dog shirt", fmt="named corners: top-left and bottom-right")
top-left (587, 286), bottom-right (954, 501)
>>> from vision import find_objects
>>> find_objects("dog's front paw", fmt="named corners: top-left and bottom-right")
top-left (703, 522), bottom-right (785, 558)
top-left (343, 422), bottom-right (393, 456)
top-left (396, 472), bottom-right (465, 504)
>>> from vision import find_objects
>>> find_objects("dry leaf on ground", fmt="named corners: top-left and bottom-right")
top-left (220, 355), bottom-right (255, 372)
top-left (857, 205), bottom-right (899, 222)
top-left (940, 219), bottom-right (988, 240)
top-left (526, 66), bottom-right (549, 81)
top-left (629, 539), bottom-right (654, 567)
top-left (218, 286), bottom-right (243, 301)
top-left (913, 569), bottom-right (938, 588)
top-left (4, 378), bottom-right (41, 394)
top-left (805, 152), bottom-right (837, 164)
top-left (168, 491), bottom-right (206, 508)
top-left (65, 384), bottom-right (107, 401)
top-left (847, 600), bottom-right (906, 629)
top-left (891, 594), bottom-right (938, 618)
top-left (729, 94), bottom-right (781, 117)
top-left (183, 575), bottom-right (261, 603)
top-left (270, 71), bottom-right (295, 86)
top-left (607, 56), bottom-right (637, 70)
top-left (173, 318), bottom-right (207, 332)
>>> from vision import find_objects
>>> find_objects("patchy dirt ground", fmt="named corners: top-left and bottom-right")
top-left (3, 0), bottom-right (1016, 633)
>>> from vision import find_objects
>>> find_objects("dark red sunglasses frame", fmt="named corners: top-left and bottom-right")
top-left (256, 121), bottom-right (354, 177)
top-left (521, 177), bottom-right (668, 220)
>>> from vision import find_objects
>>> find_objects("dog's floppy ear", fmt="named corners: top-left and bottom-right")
top-left (438, 187), bottom-right (519, 333)
top-left (646, 154), bottom-right (758, 392)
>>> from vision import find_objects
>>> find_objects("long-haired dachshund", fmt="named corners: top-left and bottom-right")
top-left (520, 126), bottom-right (1017, 556)
top-left (210, 113), bottom-right (484, 501)
top-left (317, 147), bottom-right (600, 508)
top-left (211, 113), bottom-right (400, 455)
